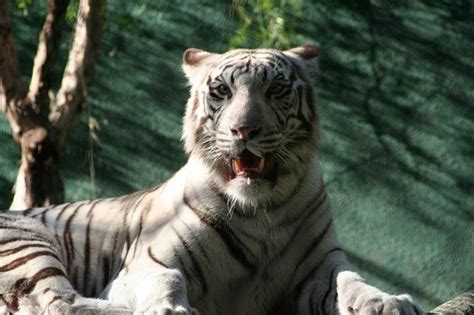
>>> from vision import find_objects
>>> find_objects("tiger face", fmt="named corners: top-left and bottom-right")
top-left (182, 45), bottom-right (319, 208)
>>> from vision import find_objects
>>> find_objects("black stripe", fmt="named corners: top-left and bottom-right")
top-left (147, 246), bottom-right (168, 268)
top-left (0, 251), bottom-right (62, 272)
top-left (244, 59), bottom-right (251, 73)
top-left (21, 208), bottom-right (33, 216)
top-left (296, 85), bottom-right (304, 114)
top-left (308, 281), bottom-right (319, 315)
top-left (294, 247), bottom-right (343, 295)
top-left (289, 71), bottom-right (297, 83)
top-left (279, 187), bottom-right (326, 227)
top-left (47, 295), bottom-right (62, 307)
top-left (83, 200), bottom-right (99, 295)
top-left (272, 104), bottom-right (287, 127)
top-left (183, 193), bottom-right (256, 273)
top-left (71, 268), bottom-right (79, 290)
top-left (0, 225), bottom-right (47, 235)
top-left (0, 243), bottom-right (53, 256)
top-left (305, 86), bottom-right (316, 118)
top-left (39, 207), bottom-right (51, 224)
top-left (174, 245), bottom-right (192, 282)
top-left (185, 190), bottom-right (254, 258)
top-left (217, 59), bottom-right (243, 73)
top-left (121, 189), bottom-right (152, 264)
top-left (276, 56), bottom-right (290, 66)
top-left (414, 306), bottom-right (423, 315)
top-left (266, 61), bottom-right (277, 70)
top-left (179, 218), bottom-right (211, 263)
top-left (131, 199), bottom-right (153, 260)
top-left (63, 203), bottom-right (83, 271)
top-left (0, 215), bottom-right (18, 221)
top-left (209, 92), bottom-right (224, 101)
top-left (0, 237), bottom-right (28, 245)
top-left (0, 235), bottom-right (52, 246)
top-left (230, 66), bottom-right (239, 84)
top-left (298, 218), bottom-right (334, 267)
top-left (55, 203), bottom-right (72, 223)
top-left (16, 267), bottom-right (66, 295)
top-left (261, 67), bottom-right (268, 81)
top-left (319, 264), bottom-right (340, 314)
top-left (271, 171), bottom-right (308, 210)
top-left (110, 229), bottom-right (120, 270)
top-left (101, 255), bottom-right (111, 289)
top-left (272, 199), bottom-right (329, 264)
top-left (25, 207), bottom-right (52, 224)
top-left (272, 86), bottom-right (292, 99)
top-left (296, 86), bottom-right (314, 132)
top-left (213, 75), bottom-right (225, 83)
top-left (258, 136), bottom-right (283, 144)
top-left (172, 226), bottom-right (208, 295)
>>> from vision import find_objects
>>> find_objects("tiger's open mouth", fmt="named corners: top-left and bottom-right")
top-left (229, 149), bottom-right (268, 180)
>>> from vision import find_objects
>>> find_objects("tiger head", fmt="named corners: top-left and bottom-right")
top-left (182, 45), bottom-right (319, 209)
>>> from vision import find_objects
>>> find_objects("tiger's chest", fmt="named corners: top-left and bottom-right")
top-left (202, 261), bottom-right (296, 314)
top-left (149, 212), bottom-right (301, 314)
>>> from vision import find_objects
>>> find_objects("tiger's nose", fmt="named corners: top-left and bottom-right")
top-left (230, 126), bottom-right (260, 140)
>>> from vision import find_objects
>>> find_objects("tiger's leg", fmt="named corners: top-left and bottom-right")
top-left (0, 215), bottom-right (131, 314)
top-left (297, 249), bottom-right (423, 314)
top-left (101, 253), bottom-right (198, 314)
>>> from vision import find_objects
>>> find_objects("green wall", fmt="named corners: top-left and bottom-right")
top-left (1, 0), bottom-right (472, 310)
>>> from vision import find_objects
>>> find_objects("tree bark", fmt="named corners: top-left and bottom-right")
top-left (429, 285), bottom-right (474, 314)
top-left (50, 0), bottom-right (106, 153)
top-left (0, 0), bottom-right (106, 209)
top-left (28, 0), bottom-right (70, 116)
top-left (0, 1), bottom-right (26, 116)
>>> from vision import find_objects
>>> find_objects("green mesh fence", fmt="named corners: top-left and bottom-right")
top-left (0, 0), bottom-right (472, 311)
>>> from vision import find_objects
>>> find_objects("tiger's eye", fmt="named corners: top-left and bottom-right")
top-left (266, 73), bottom-right (290, 97)
top-left (217, 84), bottom-right (230, 95)
top-left (268, 83), bottom-right (284, 94)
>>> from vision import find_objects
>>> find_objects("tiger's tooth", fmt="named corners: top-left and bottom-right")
top-left (247, 177), bottom-right (251, 185)
top-left (233, 159), bottom-right (243, 173)
top-left (258, 158), bottom-right (265, 171)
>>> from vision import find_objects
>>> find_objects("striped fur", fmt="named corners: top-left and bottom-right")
top-left (0, 46), bottom-right (422, 314)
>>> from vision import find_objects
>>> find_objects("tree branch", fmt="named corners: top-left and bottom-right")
top-left (28, 0), bottom-right (70, 117)
top-left (0, 1), bottom-right (27, 141)
top-left (50, 0), bottom-right (106, 152)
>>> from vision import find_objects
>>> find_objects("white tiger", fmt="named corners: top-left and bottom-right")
top-left (0, 45), bottom-right (423, 314)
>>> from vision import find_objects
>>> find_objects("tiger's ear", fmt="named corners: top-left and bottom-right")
top-left (182, 48), bottom-right (219, 85)
top-left (283, 44), bottom-right (319, 73)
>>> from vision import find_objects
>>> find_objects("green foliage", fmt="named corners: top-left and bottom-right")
top-left (229, 0), bottom-right (304, 49)
top-left (16, 0), bottom-right (33, 9)
top-left (16, 0), bottom-right (33, 15)
top-left (15, 0), bottom-right (77, 25)
top-left (65, 0), bottom-right (79, 25)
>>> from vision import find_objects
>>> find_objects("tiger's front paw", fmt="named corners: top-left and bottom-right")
top-left (341, 292), bottom-right (422, 315)
top-left (337, 271), bottom-right (423, 315)
top-left (133, 302), bottom-right (199, 315)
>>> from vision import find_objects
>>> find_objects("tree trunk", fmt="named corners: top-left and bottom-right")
top-left (10, 123), bottom-right (63, 209)
top-left (0, 0), bottom-right (106, 209)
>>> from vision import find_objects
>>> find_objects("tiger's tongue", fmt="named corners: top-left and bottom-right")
top-left (232, 150), bottom-right (265, 176)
